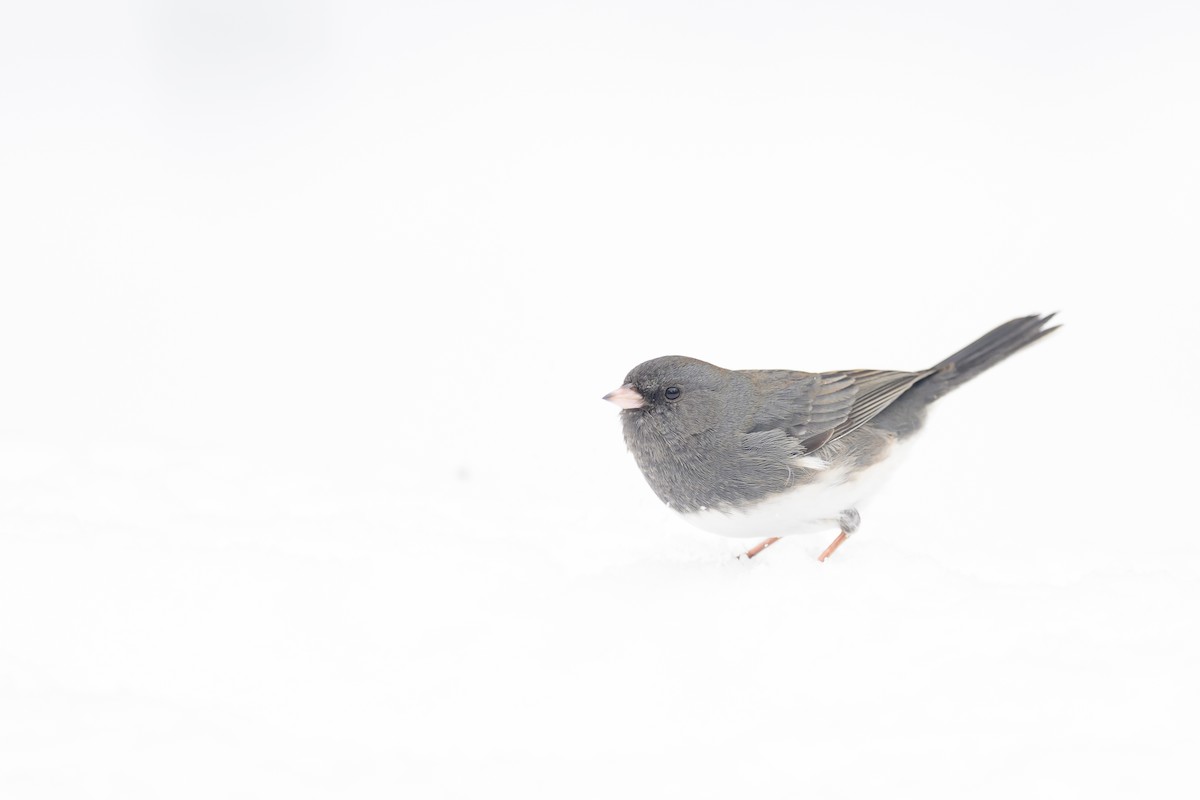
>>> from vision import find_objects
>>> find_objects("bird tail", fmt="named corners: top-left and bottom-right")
top-left (917, 313), bottom-right (1060, 402)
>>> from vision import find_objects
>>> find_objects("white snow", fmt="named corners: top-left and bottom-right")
top-left (3, 3), bottom-right (1199, 798)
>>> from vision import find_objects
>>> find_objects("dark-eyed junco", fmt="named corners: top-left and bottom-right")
top-left (605, 314), bottom-right (1058, 560)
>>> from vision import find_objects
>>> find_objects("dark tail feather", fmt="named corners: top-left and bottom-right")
top-left (919, 313), bottom-right (1060, 401)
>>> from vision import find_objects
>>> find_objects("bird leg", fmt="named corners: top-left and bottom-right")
top-left (741, 537), bottom-right (780, 559)
top-left (818, 532), bottom-right (848, 562)
top-left (819, 509), bottom-right (861, 562)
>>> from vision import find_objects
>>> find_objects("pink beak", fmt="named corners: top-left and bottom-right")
top-left (603, 383), bottom-right (645, 410)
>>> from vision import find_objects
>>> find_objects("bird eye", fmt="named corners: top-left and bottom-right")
top-left (665, 386), bottom-right (681, 401)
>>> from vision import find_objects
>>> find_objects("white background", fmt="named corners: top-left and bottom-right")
top-left (2, 2), bottom-right (1198, 798)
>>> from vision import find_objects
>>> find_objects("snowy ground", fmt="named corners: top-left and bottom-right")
top-left (3, 3), bottom-right (1199, 798)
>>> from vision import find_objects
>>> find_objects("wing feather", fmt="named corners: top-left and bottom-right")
top-left (745, 368), bottom-right (931, 453)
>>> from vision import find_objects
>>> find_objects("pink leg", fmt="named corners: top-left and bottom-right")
top-left (741, 536), bottom-right (780, 559)
top-left (818, 531), bottom-right (849, 562)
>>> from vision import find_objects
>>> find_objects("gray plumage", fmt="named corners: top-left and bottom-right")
top-left (613, 314), bottom-right (1058, 527)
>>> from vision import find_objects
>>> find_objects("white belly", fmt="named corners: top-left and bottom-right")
top-left (681, 442), bottom-right (909, 539)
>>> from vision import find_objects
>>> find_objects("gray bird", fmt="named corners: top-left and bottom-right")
top-left (604, 314), bottom-right (1058, 561)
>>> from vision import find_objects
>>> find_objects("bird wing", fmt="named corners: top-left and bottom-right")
top-left (746, 368), bottom-right (932, 453)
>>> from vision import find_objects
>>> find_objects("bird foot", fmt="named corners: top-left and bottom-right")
top-left (739, 537), bottom-right (780, 559)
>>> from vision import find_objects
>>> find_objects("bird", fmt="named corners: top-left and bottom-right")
top-left (604, 314), bottom-right (1058, 561)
